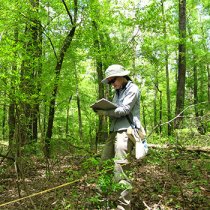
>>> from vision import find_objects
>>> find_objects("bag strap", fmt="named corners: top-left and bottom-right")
top-left (126, 114), bottom-right (135, 129)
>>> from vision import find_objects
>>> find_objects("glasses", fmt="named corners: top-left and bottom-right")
top-left (108, 77), bottom-right (118, 85)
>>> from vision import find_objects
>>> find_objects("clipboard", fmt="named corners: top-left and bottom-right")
top-left (90, 98), bottom-right (117, 110)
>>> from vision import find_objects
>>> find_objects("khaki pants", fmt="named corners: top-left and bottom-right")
top-left (101, 131), bottom-right (134, 210)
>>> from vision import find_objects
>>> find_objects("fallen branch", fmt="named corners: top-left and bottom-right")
top-left (148, 101), bottom-right (208, 137)
top-left (0, 153), bottom-right (15, 164)
top-left (148, 144), bottom-right (210, 153)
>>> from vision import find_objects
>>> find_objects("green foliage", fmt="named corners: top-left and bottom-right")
top-left (0, 0), bottom-right (209, 147)
top-left (0, 1), bottom-right (209, 208)
top-left (65, 168), bottom-right (80, 182)
top-left (97, 173), bottom-right (113, 194)
top-left (96, 160), bottom-right (124, 195)
top-left (82, 157), bottom-right (99, 170)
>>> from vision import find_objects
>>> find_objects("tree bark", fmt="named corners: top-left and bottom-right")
top-left (174, 0), bottom-right (186, 129)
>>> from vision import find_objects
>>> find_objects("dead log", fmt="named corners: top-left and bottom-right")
top-left (148, 144), bottom-right (210, 153)
top-left (0, 153), bottom-right (15, 164)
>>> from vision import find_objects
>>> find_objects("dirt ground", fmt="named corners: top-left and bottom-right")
top-left (0, 149), bottom-right (209, 210)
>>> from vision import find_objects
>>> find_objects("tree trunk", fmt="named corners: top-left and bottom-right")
top-left (188, 25), bottom-right (207, 134)
top-left (45, 27), bottom-right (76, 158)
top-left (9, 104), bottom-right (15, 148)
top-left (17, 0), bottom-right (42, 146)
top-left (198, 71), bottom-right (206, 134)
top-left (45, 0), bottom-right (78, 157)
top-left (159, 90), bottom-right (162, 134)
top-left (2, 93), bottom-right (6, 140)
top-left (174, 0), bottom-right (186, 129)
top-left (161, 0), bottom-right (172, 136)
top-left (199, 20), bottom-right (210, 132)
top-left (154, 85), bottom-right (158, 133)
top-left (74, 65), bottom-right (83, 141)
top-left (141, 98), bottom-right (147, 133)
top-left (208, 64), bottom-right (210, 110)
top-left (92, 20), bottom-right (108, 149)
top-left (8, 27), bottom-right (18, 157)
top-left (193, 64), bottom-right (199, 116)
top-left (92, 21), bottom-right (104, 100)
top-left (66, 96), bottom-right (72, 138)
top-left (155, 82), bottom-right (162, 134)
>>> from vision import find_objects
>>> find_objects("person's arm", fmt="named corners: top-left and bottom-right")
top-left (106, 85), bottom-right (139, 118)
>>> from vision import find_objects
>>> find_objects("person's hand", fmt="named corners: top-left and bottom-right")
top-left (95, 110), bottom-right (107, 116)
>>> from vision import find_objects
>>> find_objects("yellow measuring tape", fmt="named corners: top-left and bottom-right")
top-left (0, 162), bottom-right (117, 207)
top-left (0, 177), bottom-right (83, 207)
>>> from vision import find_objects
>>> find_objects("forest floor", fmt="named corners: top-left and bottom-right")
top-left (0, 145), bottom-right (210, 210)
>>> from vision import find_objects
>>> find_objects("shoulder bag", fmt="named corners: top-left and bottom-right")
top-left (126, 115), bottom-right (148, 159)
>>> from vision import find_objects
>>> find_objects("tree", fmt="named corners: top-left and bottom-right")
top-left (19, 0), bottom-right (42, 144)
top-left (161, 0), bottom-right (172, 135)
top-left (45, 0), bottom-right (78, 157)
top-left (174, 0), bottom-right (187, 129)
top-left (4, 0), bottom-right (42, 158)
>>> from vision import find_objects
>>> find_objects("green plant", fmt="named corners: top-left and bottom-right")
top-left (82, 157), bottom-right (99, 170)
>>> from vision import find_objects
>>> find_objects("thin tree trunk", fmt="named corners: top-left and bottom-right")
top-left (208, 65), bottom-right (210, 110)
top-left (92, 21), bottom-right (104, 100)
top-left (66, 96), bottom-right (72, 138)
top-left (45, 0), bottom-right (77, 157)
top-left (92, 20), bottom-right (108, 150)
top-left (161, 0), bottom-right (172, 135)
top-left (45, 27), bottom-right (76, 157)
top-left (154, 85), bottom-right (158, 133)
top-left (174, 0), bottom-right (186, 129)
top-left (8, 27), bottom-right (18, 156)
top-left (74, 65), bottom-right (83, 140)
top-left (9, 104), bottom-right (15, 147)
top-left (159, 90), bottom-right (162, 134)
top-left (193, 64), bottom-right (199, 117)
top-left (155, 82), bottom-right (162, 134)
top-left (198, 71), bottom-right (206, 134)
top-left (76, 93), bottom-right (83, 140)
top-left (141, 98), bottom-right (147, 133)
top-left (200, 18), bottom-right (210, 132)
top-left (32, 17), bottom-right (42, 142)
top-left (188, 27), bottom-right (202, 134)
top-left (2, 94), bottom-right (6, 140)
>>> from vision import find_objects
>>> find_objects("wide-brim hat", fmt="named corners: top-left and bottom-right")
top-left (101, 64), bottom-right (130, 84)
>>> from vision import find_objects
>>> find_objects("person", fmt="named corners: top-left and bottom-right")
top-left (95, 64), bottom-right (141, 210)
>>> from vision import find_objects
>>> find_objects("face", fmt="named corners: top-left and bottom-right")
top-left (107, 77), bottom-right (124, 89)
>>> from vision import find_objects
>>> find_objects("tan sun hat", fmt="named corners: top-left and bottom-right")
top-left (101, 64), bottom-right (130, 84)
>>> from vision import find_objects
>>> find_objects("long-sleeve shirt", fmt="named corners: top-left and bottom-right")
top-left (106, 81), bottom-right (140, 132)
